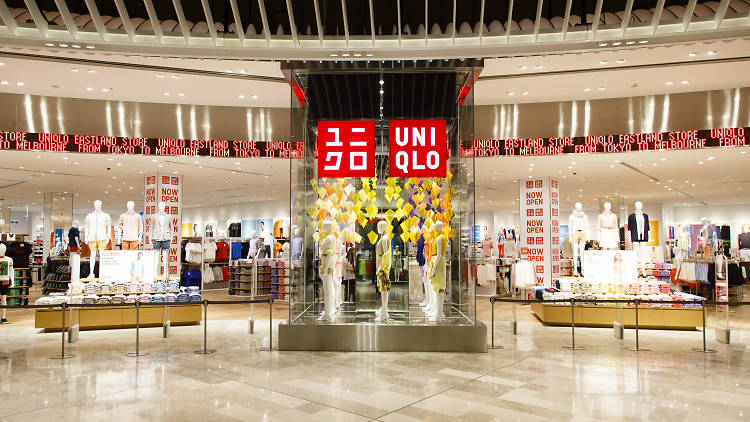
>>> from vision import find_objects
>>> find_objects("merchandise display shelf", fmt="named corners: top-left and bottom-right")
top-left (530, 302), bottom-right (703, 330)
top-left (35, 303), bottom-right (202, 331)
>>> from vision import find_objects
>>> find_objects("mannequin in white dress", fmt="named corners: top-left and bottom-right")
top-left (568, 203), bottom-right (588, 276)
top-left (150, 202), bottom-right (172, 280)
top-left (119, 201), bottom-right (143, 250)
top-left (319, 221), bottom-right (337, 321)
top-left (84, 200), bottom-right (112, 279)
top-left (676, 225), bottom-right (691, 262)
top-left (375, 221), bottom-right (392, 322)
top-left (597, 202), bottom-right (619, 250)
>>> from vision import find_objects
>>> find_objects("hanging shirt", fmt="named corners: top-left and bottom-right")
top-left (68, 227), bottom-right (80, 247)
top-left (0, 255), bottom-right (13, 284)
top-left (291, 236), bottom-right (303, 260)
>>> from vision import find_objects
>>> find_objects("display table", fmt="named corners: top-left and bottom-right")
top-left (35, 304), bottom-right (202, 331)
top-left (530, 302), bottom-right (703, 330)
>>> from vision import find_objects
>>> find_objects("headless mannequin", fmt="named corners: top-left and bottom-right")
top-left (568, 203), bottom-right (588, 276)
top-left (427, 221), bottom-right (446, 322)
top-left (0, 244), bottom-right (13, 323)
top-left (84, 200), bottom-right (112, 279)
top-left (153, 202), bottom-right (170, 280)
top-left (319, 221), bottom-right (337, 321)
top-left (676, 225), bottom-right (691, 262)
top-left (419, 223), bottom-right (434, 311)
top-left (630, 201), bottom-right (648, 262)
top-left (291, 225), bottom-right (303, 261)
top-left (69, 220), bottom-right (81, 283)
top-left (597, 202), bottom-right (619, 250)
top-left (119, 201), bottom-right (142, 250)
top-left (335, 235), bottom-right (344, 309)
top-left (375, 221), bottom-right (391, 322)
top-left (700, 217), bottom-right (714, 258)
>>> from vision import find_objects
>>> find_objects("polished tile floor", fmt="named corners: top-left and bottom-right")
top-left (0, 293), bottom-right (748, 421)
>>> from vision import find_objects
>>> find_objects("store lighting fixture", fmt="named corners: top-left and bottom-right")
top-left (59, 43), bottom-right (68, 47)
top-left (16, 82), bottom-right (24, 86)
top-left (626, 41), bottom-right (635, 45)
top-left (698, 161), bottom-right (704, 165)
top-left (379, 89), bottom-right (384, 94)
top-left (689, 52), bottom-right (697, 57)
top-left (342, 53), bottom-right (350, 57)
top-left (598, 43), bottom-right (608, 47)
top-left (239, 94), bottom-right (245, 99)
top-left (612, 42), bottom-right (622, 46)
top-left (330, 53), bottom-right (338, 57)
top-left (522, 91), bottom-right (528, 96)
top-left (87, 69), bottom-right (95, 73)
top-left (584, 88), bottom-right (591, 92)
top-left (600, 60), bottom-right (608, 64)
top-left (681, 80), bottom-right (690, 85)
top-left (598, 87), bottom-right (606, 91)
top-left (86, 45), bottom-right (95, 49)
top-left (251, 94), bottom-right (258, 99)
top-left (86, 87), bottom-right (93, 91)
top-left (708, 51), bottom-right (717, 55)
top-left (666, 81), bottom-right (674, 86)
top-left (617, 59), bottom-right (626, 63)
top-left (708, 156), bottom-right (715, 160)
top-left (507, 91), bottom-right (515, 96)
top-left (72, 44), bottom-right (80, 49)
top-left (0, 81), bottom-right (7, 85)
top-left (163, 92), bottom-right (170, 96)
top-left (379, 80), bottom-right (384, 85)
top-left (639, 40), bottom-right (648, 44)
top-left (225, 69), bottom-right (232, 73)
top-left (535, 65), bottom-right (543, 69)
top-left (518, 65), bottom-right (527, 70)
top-left (171, 75), bottom-right (178, 79)
top-left (102, 88), bottom-right (109, 92)
top-left (45, 43), bottom-right (54, 47)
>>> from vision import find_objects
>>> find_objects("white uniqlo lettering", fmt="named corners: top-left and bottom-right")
top-left (350, 152), bottom-right (367, 170)
top-left (395, 127), bottom-right (408, 146)
top-left (324, 127), bottom-right (343, 171)
top-left (350, 127), bottom-right (367, 146)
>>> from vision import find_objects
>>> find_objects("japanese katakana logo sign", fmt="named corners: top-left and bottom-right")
top-left (317, 120), bottom-right (375, 177)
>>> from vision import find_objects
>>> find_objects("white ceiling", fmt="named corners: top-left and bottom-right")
top-left (0, 37), bottom-right (749, 107)
top-left (475, 144), bottom-right (750, 214)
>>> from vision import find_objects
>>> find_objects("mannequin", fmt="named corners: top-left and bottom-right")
top-left (119, 201), bottom-right (143, 250)
top-left (676, 225), bottom-right (691, 261)
top-left (416, 229), bottom-right (429, 306)
top-left (68, 221), bottom-right (81, 283)
top-left (427, 221), bottom-right (446, 322)
top-left (319, 221), bottom-right (337, 321)
top-left (291, 225), bottom-right (303, 260)
top-left (84, 200), bottom-right (112, 279)
top-left (481, 231), bottom-right (494, 258)
top-left (597, 202), bottom-right (619, 250)
top-left (150, 201), bottom-right (172, 280)
top-left (420, 223), bottom-right (436, 311)
top-left (334, 235), bottom-right (344, 309)
top-left (375, 220), bottom-right (392, 322)
top-left (0, 244), bottom-right (13, 323)
top-left (627, 202), bottom-right (649, 261)
top-left (568, 203), bottom-right (588, 276)
top-left (699, 217), bottom-right (715, 258)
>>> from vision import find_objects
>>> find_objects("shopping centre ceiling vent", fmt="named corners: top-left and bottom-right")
top-left (0, 1), bottom-right (748, 60)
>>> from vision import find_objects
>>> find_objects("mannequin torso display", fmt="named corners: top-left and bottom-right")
top-left (85, 210), bottom-right (112, 243)
top-left (678, 228), bottom-right (691, 252)
top-left (627, 204), bottom-right (650, 242)
top-left (374, 221), bottom-right (392, 322)
top-left (151, 212), bottom-right (171, 242)
top-left (597, 203), bottom-right (619, 249)
top-left (319, 221), bottom-right (337, 321)
top-left (568, 203), bottom-right (587, 276)
top-left (481, 236), bottom-right (494, 257)
top-left (119, 201), bottom-right (143, 249)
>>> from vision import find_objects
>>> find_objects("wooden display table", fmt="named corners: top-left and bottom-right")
top-left (530, 302), bottom-right (703, 330)
top-left (35, 304), bottom-right (202, 331)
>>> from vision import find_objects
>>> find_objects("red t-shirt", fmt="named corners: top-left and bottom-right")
top-left (215, 242), bottom-right (230, 262)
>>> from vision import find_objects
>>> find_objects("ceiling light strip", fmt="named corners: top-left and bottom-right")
top-left (561, 0), bottom-right (572, 40)
top-left (52, 0), bottom-right (78, 40)
top-left (22, 0), bottom-right (49, 38)
top-left (113, 0), bottom-right (136, 42)
top-left (0, 0), bottom-right (17, 36)
top-left (713, 0), bottom-right (731, 29)
top-left (618, 161), bottom-right (659, 182)
top-left (284, 0), bottom-right (298, 47)
top-left (171, 0), bottom-right (192, 44)
top-left (83, 0), bottom-right (108, 40)
top-left (620, 0), bottom-right (634, 37)
top-left (257, 0), bottom-right (271, 47)
top-left (199, 0), bottom-right (219, 46)
top-left (228, 0), bottom-right (244, 46)
top-left (682, 0), bottom-right (698, 32)
top-left (650, 0), bottom-right (666, 34)
top-left (591, 0), bottom-right (604, 40)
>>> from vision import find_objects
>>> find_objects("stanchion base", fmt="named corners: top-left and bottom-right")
top-left (691, 347), bottom-right (718, 353)
top-left (562, 346), bottom-right (584, 350)
top-left (625, 347), bottom-right (650, 352)
top-left (488, 345), bottom-right (504, 350)
top-left (126, 352), bottom-right (150, 357)
top-left (50, 354), bottom-right (75, 359)
top-left (194, 349), bottom-right (217, 354)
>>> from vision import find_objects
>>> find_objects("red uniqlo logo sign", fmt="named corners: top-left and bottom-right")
top-left (388, 120), bottom-right (446, 177)
top-left (317, 120), bottom-right (375, 177)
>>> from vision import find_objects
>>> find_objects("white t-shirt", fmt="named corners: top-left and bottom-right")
top-left (0, 256), bottom-right (13, 283)
top-left (185, 242), bottom-right (203, 264)
top-left (203, 242), bottom-right (217, 262)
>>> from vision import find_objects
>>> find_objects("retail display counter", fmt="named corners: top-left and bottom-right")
top-left (530, 301), bottom-right (703, 330)
top-left (35, 304), bottom-right (202, 331)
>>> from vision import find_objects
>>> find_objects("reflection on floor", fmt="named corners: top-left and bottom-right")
top-left (0, 290), bottom-right (748, 421)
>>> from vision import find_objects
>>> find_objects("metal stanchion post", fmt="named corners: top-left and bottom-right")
top-left (563, 298), bottom-right (583, 350)
top-left (195, 300), bottom-right (216, 354)
top-left (51, 303), bottom-right (74, 359)
top-left (489, 297), bottom-right (503, 349)
top-left (261, 298), bottom-right (274, 351)
top-left (127, 301), bottom-right (149, 357)
top-left (693, 299), bottom-right (718, 353)
top-left (626, 299), bottom-right (649, 352)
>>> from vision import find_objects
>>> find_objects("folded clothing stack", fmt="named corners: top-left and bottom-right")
top-left (136, 282), bottom-right (146, 292)
top-left (35, 297), bottom-right (54, 305)
top-left (152, 293), bottom-right (166, 303)
top-left (111, 294), bottom-right (126, 304)
top-left (83, 294), bottom-right (98, 305)
top-left (187, 286), bottom-right (201, 302)
top-left (124, 295), bottom-right (138, 303)
top-left (69, 295), bottom-right (83, 305)
top-left (99, 283), bottom-right (112, 294)
top-left (138, 293), bottom-right (152, 303)
top-left (166, 293), bottom-right (177, 303)
top-left (70, 282), bottom-right (85, 294)
top-left (168, 279), bottom-right (180, 291)
top-left (84, 283), bottom-right (98, 294)
top-left (154, 281), bottom-right (167, 292)
top-left (97, 296), bottom-right (111, 304)
top-left (142, 281), bottom-right (154, 292)
top-left (176, 288), bottom-right (190, 303)
top-left (125, 283), bottom-right (138, 293)
top-left (113, 282), bottom-right (126, 293)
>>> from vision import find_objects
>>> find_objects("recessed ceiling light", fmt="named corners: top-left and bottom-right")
top-left (171, 74), bottom-right (178, 79)
top-left (698, 161), bottom-right (704, 165)
top-left (708, 156), bottom-right (715, 160)
top-left (44, 42), bottom-right (54, 47)
top-left (342, 53), bottom-right (350, 57)
top-left (87, 69), bottom-right (95, 73)
top-left (521, 91), bottom-right (528, 96)
top-left (660, 157), bottom-right (666, 161)
top-left (101, 88), bottom-right (109, 92)
top-left (600, 60), bottom-right (608, 64)
top-left (666, 81), bottom-right (674, 86)
top-left (330, 53), bottom-right (338, 57)
top-left (239, 94), bottom-right (245, 99)
top-left (688, 52), bottom-right (697, 57)
top-left (707, 51), bottom-right (717, 55)
top-left (612, 41), bottom-right (622, 46)
top-left (251, 94), bottom-right (258, 99)
top-left (507, 91), bottom-right (515, 96)
top-left (681, 80), bottom-right (690, 85)
top-left (16, 82), bottom-right (24, 86)
top-left (58, 43), bottom-right (68, 47)
top-left (626, 41), bottom-right (635, 45)
top-left (639, 40), bottom-right (648, 44)
top-left (163, 92), bottom-right (170, 96)
top-left (366, 53), bottom-right (373, 57)
top-left (518, 65), bottom-right (526, 70)
top-left (535, 65), bottom-right (543, 69)
top-left (354, 53), bottom-right (362, 57)
top-left (0, 81), bottom-right (7, 85)
top-left (379, 89), bottom-right (384, 94)
top-left (71, 44), bottom-right (80, 49)
top-left (598, 43), bottom-right (608, 47)
top-left (86, 45), bottom-right (95, 49)
top-left (584, 88), bottom-right (591, 92)
top-left (86, 87), bottom-right (93, 91)
top-left (616, 59), bottom-right (626, 63)
top-left (178, 93), bottom-right (184, 96)
top-left (598, 87), bottom-right (606, 91)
